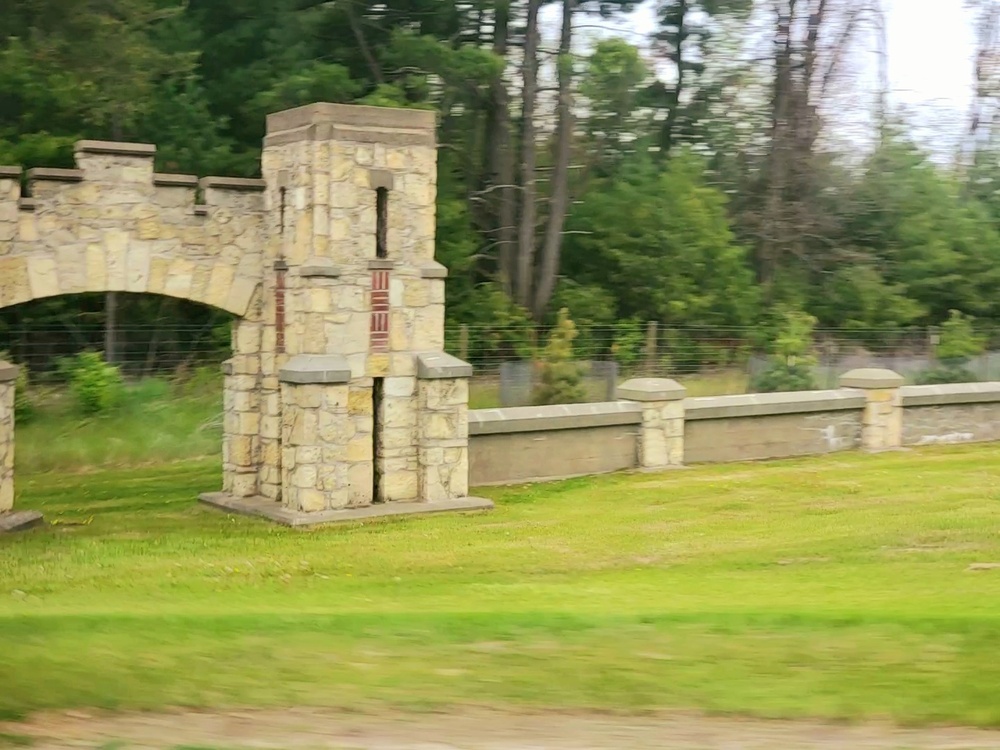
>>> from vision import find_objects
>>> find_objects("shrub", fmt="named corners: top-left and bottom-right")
top-left (59, 351), bottom-right (125, 415)
top-left (534, 309), bottom-right (586, 406)
top-left (915, 310), bottom-right (984, 385)
top-left (751, 310), bottom-right (818, 393)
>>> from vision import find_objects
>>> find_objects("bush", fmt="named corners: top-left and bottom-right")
top-left (750, 309), bottom-right (818, 393)
top-left (915, 310), bottom-right (983, 385)
top-left (59, 351), bottom-right (125, 416)
top-left (534, 309), bottom-right (586, 406)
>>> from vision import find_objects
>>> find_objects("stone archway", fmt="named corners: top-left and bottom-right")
top-left (0, 102), bottom-right (489, 528)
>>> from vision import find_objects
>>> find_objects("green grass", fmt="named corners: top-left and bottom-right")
top-left (4, 446), bottom-right (1000, 725)
top-left (16, 378), bottom-right (222, 473)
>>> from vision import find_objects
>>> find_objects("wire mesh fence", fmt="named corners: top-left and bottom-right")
top-left (3, 319), bottom-right (999, 409)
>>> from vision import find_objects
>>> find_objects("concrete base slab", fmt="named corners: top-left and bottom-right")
top-left (199, 492), bottom-right (494, 527)
top-left (0, 510), bottom-right (44, 533)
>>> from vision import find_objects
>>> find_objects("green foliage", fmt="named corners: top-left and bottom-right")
top-left (915, 310), bottom-right (985, 385)
top-left (751, 310), bottom-right (818, 393)
top-left (447, 283), bottom-right (536, 365)
top-left (58, 352), bottom-right (125, 416)
top-left (533, 309), bottom-right (586, 406)
top-left (610, 318), bottom-right (646, 370)
top-left (563, 151), bottom-right (759, 328)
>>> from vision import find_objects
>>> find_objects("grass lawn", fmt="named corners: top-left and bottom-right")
top-left (3, 446), bottom-right (1000, 726)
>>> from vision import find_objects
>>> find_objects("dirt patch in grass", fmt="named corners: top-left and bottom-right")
top-left (8, 708), bottom-right (1000, 750)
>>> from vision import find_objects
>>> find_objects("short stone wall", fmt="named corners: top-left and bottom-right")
top-left (901, 383), bottom-right (1000, 446)
top-left (684, 391), bottom-right (865, 464)
top-left (468, 402), bottom-right (641, 485)
top-left (466, 372), bottom-right (1000, 486)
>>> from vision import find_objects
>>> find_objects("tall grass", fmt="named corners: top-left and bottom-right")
top-left (15, 371), bottom-right (221, 473)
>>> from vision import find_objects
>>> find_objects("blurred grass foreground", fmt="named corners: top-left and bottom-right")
top-left (3, 445), bottom-right (1000, 726)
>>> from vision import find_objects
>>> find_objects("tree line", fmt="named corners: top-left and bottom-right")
top-left (3, 0), bottom-right (1000, 366)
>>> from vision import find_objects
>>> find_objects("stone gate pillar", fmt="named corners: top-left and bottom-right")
top-left (839, 368), bottom-right (905, 452)
top-left (0, 362), bottom-right (15, 513)
top-left (204, 103), bottom-right (491, 524)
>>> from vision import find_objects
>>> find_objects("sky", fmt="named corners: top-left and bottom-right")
top-left (542, 0), bottom-right (981, 156)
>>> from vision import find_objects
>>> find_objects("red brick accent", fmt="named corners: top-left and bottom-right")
top-left (370, 270), bottom-right (390, 351)
top-left (274, 260), bottom-right (288, 354)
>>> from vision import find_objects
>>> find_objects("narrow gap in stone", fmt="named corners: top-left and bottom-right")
top-left (372, 377), bottom-right (384, 503)
top-left (376, 187), bottom-right (388, 259)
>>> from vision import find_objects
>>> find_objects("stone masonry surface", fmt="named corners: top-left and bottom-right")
top-left (2, 104), bottom-right (479, 523)
top-left (0, 363), bottom-right (14, 512)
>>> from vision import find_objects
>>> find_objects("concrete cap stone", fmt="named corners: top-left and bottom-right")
top-left (266, 102), bottom-right (436, 135)
top-left (419, 262), bottom-right (449, 279)
top-left (26, 167), bottom-right (83, 183)
top-left (617, 377), bottom-right (686, 402)
top-left (279, 354), bottom-right (350, 384)
top-left (299, 258), bottom-right (341, 278)
top-left (199, 176), bottom-right (266, 192)
top-left (0, 166), bottom-right (22, 178)
top-left (417, 352), bottom-right (472, 380)
top-left (0, 362), bottom-right (19, 382)
top-left (839, 368), bottom-right (905, 389)
top-left (154, 173), bottom-right (199, 187)
top-left (75, 140), bottom-right (156, 157)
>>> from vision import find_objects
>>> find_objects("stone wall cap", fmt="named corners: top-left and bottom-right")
top-left (419, 262), bottom-right (449, 279)
top-left (840, 368), bottom-right (905, 389)
top-left (368, 169), bottom-right (394, 190)
top-left (686, 389), bottom-right (866, 421)
top-left (26, 167), bottom-right (83, 182)
top-left (901, 381), bottom-right (1000, 406)
top-left (154, 173), bottom-right (199, 187)
top-left (0, 166), bottom-right (22, 178)
top-left (18, 198), bottom-right (35, 212)
top-left (200, 176), bottom-right (266, 192)
top-left (75, 140), bottom-right (156, 157)
top-left (0, 362), bottom-right (19, 382)
top-left (299, 258), bottom-right (341, 278)
top-left (266, 102), bottom-right (436, 135)
top-left (417, 352), bottom-right (472, 380)
top-left (367, 259), bottom-right (397, 270)
top-left (470, 400), bottom-right (642, 436)
top-left (279, 354), bottom-right (351, 384)
top-left (617, 377), bottom-right (686, 402)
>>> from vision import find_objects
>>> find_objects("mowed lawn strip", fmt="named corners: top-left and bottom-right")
top-left (2, 446), bottom-right (1000, 725)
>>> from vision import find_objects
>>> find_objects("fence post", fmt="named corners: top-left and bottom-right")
top-left (839, 368), bottom-right (905, 452)
top-left (459, 324), bottom-right (469, 362)
top-left (618, 377), bottom-right (686, 470)
top-left (645, 321), bottom-right (658, 375)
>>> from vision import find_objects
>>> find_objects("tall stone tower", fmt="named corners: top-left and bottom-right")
top-left (205, 103), bottom-right (489, 523)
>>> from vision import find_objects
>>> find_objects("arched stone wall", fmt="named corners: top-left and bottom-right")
top-left (0, 104), bottom-right (487, 528)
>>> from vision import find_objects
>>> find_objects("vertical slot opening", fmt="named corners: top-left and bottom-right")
top-left (376, 187), bottom-right (388, 259)
top-left (372, 377), bottom-right (384, 503)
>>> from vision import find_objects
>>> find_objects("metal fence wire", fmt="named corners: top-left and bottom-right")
top-left (2, 320), bottom-right (997, 407)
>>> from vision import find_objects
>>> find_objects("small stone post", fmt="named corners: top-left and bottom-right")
top-left (0, 362), bottom-right (15, 512)
top-left (417, 353), bottom-right (473, 503)
top-left (618, 377), bottom-right (687, 470)
top-left (279, 355), bottom-right (353, 512)
top-left (839, 368), bottom-right (905, 452)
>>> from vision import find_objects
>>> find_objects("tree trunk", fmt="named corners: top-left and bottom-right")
top-left (532, 0), bottom-right (576, 320)
top-left (487, 1), bottom-right (517, 294)
top-left (660, 0), bottom-right (689, 156)
top-left (515, 0), bottom-right (542, 308)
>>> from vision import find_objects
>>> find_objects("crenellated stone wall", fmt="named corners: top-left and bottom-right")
top-left (1, 103), bottom-right (491, 528)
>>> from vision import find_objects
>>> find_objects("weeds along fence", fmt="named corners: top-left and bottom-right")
top-left (4, 318), bottom-right (1000, 406)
